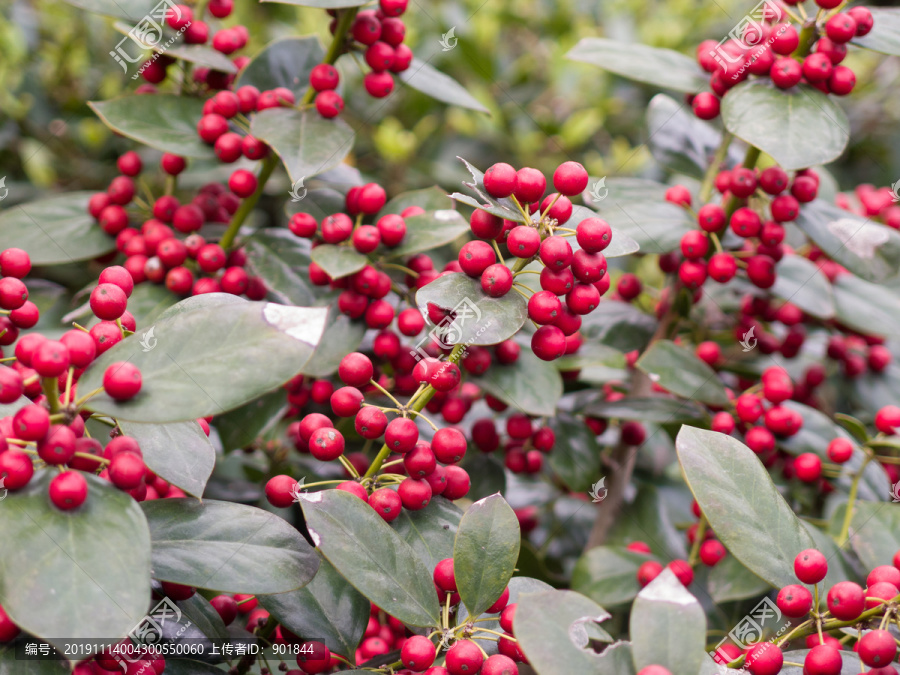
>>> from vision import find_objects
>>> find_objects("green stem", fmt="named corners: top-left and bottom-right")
top-left (219, 155), bottom-right (278, 250)
top-left (687, 515), bottom-right (707, 567)
top-left (838, 452), bottom-right (873, 547)
top-left (699, 131), bottom-right (733, 204)
top-left (301, 7), bottom-right (359, 105)
top-left (43, 377), bottom-right (61, 414)
top-left (796, 21), bottom-right (818, 59)
top-left (776, 595), bottom-right (900, 647)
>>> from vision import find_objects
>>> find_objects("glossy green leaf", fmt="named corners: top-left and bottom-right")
top-left (596, 642), bottom-right (636, 675)
top-left (579, 301), bottom-right (656, 353)
top-left (120, 283), bottom-right (178, 326)
top-left (630, 569), bottom-right (706, 675)
top-left (250, 109), bottom-right (354, 184)
top-left (299, 489), bottom-right (441, 628)
top-left (675, 426), bottom-right (815, 588)
top-left (235, 36), bottom-right (324, 98)
top-left (0, 192), bottom-right (115, 265)
top-left (61, 0), bottom-right (156, 20)
top-left (571, 546), bottom-right (650, 608)
top-left (399, 58), bottom-right (489, 113)
top-left (118, 420), bottom-right (215, 498)
top-left (244, 229), bottom-right (315, 307)
top-left (89, 95), bottom-right (214, 159)
top-left (454, 494), bottom-right (520, 618)
top-left (707, 554), bottom-right (771, 603)
top-left (215, 389), bottom-right (289, 451)
top-left (258, 559), bottom-right (368, 658)
top-left (309, 244), bottom-right (368, 280)
top-left (770, 254), bottom-right (834, 320)
top-left (392, 497), bottom-right (463, 572)
top-left (853, 8), bottom-right (900, 56)
top-left (832, 273), bottom-right (900, 338)
top-left (646, 94), bottom-right (744, 178)
top-left (549, 414), bottom-right (603, 493)
top-left (514, 590), bottom-right (613, 675)
top-left (379, 186), bottom-right (450, 216)
top-left (474, 348), bottom-right (562, 417)
top-left (569, 206), bottom-right (641, 258)
top-left (415, 273), bottom-right (528, 347)
top-left (834, 413), bottom-right (868, 444)
top-left (79, 297), bottom-right (328, 423)
top-left (595, 199), bottom-right (693, 254)
top-left (164, 45), bottom-right (237, 73)
top-left (584, 396), bottom-right (708, 424)
top-left (142, 498), bottom-right (320, 594)
top-left (300, 305), bottom-right (367, 378)
top-left (637, 340), bottom-right (729, 406)
top-left (177, 592), bottom-right (229, 640)
top-left (0, 472), bottom-right (151, 653)
top-left (567, 38), bottom-right (707, 93)
top-left (794, 200), bottom-right (900, 283)
top-left (386, 210), bottom-right (468, 258)
top-left (849, 501), bottom-right (900, 570)
top-left (721, 80), bottom-right (849, 171)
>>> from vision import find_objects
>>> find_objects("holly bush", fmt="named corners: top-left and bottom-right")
top-left (3, 0), bottom-right (900, 674)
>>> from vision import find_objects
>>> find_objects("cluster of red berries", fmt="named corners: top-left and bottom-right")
top-left (633, 545), bottom-right (696, 588)
top-left (470, 414), bottom-right (555, 475)
top-left (136, 1), bottom-right (249, 89)
top-left (465, 160), bottom-right (613, 362)
top-left (87, 151), bottom-right (269, 299)
top-left (690, 4), bottom-right (874, 121)
top-left (0, 247), bottom-right (38, 345)
top-left (309, 1), bottom-right (413, 118)
top-left (836, 182), bottom-right (900, 229)
top-left (714, 549), bottom-right (900, 674)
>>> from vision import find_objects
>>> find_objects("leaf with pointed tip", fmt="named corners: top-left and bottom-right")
top-left (454, 494), bottom-right (520, 618)
top-left (386, 210), bottom-right (469, 258)
top-left (834, 413), bottom-right (868, 444)
top-left (89, 95), bottom-right (214, 159)
top-left (0, 192), bottom-right (116, 265)
top-left (215, 390), bottom-right (289, 451)
top-left (165, 45), bottom-right (237, 73)
top-left (250, 109), bottom-right (354, 184)
top-left (637, 340), bottom-right (729, 406)
top-left (474, 348), bottom-right (563, 417)
top-left (310, 244), bottom-right (368, 280)
top-left (299, 490), bottom-right (441, 628)
top-left (177, 592), bottom-right (229, 640)
top-left (630, 569), bottom-right (706, 675)
top-left (78, 297), bottom-right (328, 423)
top-left (392, 497), bottom-right (463, 572)
top-left (235, 36), bottom-right (324, 98)
top-left (398, 58), bottom-right (489, 113)
top-left (676, 426), bottom-right (816, 588)
top-left (142, 498), bottom-right (319, 594)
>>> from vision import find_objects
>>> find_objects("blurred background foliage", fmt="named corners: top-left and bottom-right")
top-left (1, 0), bottom-right (899, 207)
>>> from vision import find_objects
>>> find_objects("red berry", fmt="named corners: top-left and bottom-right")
top-left (482, 654), bottom-right (518, 675)
top-left (0, 248), bottom-right (31, 278)
top-left (369, 487), bottom-right (402, 522)
top-left (513, 167), bottom-right (545, 204)
top-left (803, 645), bottom-right (842, 675)
top-left (265, 475), bottom-right (299, 508)
top-left (826, 581), bottom-right (864, 620)
top-left (402, 635), bottom-right (437, 671)
top-left (848, 6), bottom-right (873, 36)
top-left (825, 13), bottom-right (857, 44)
top-left (531, 325), bottom-right (566, 361)
top-left (795, 549), bottom-right (828, 584)
top-left (310, 63), bottom-right (340, 91)
top-left (482, 264), bottom-right (513, 297)
top-left (445, 640), bottom-right (483, 675)
top-left (210, 596), bottom-right (238, 626)
top-left (637, 560), bottom-right (663, 587)
top-left (109, 451), bottom-right (145, 489)
top-left (229, 169), bottom-right (258, 198)
top-left (363, 71), bottom-right (394, 97)
top-left (398, 477), bottom-right (432, 510)
top-left (507, 226), bottom-right (541, 258)
top-left (575, 217), bottom-right (612, 253)
top-left (776, 584), bottom-right (813, 618)
top-left (459, 241), bottom-right (496, 277)
top-left (828, 65), bottom-right (856, 96)
top-left (699, 540), bottom-right (726, 567)
top-left (339, 352), bottom-right (374, 387)
top-left (0, 277), bottom-right (27, 311)
top-left (667, 559), bottom-right (693, 586)
top-left (309, 427), bottom-right (345, 461)
top-left (745, 643), bottom-right (783, 675)
top-left (858, 629), bottom-right (897, 667)
top-left (315, 90), bottom-right (344, 118)
top-left (0, 450), bottom-right (34, 490)
top-left (552, 161), bottom-right (588, 196)
top-left (49, 471), bottom-right (88, 510)
top-left (442, 465), bottom-right (470, 500)
top-left (13, 404), bottom-right (50, 441)
top-left (875, 405), bottom-right (900, 434)
top-left (355, 407), bottom-right (388, 440)
top-left (692, 92), bottom-right (720, 120)
top-left (432, 427), bottom-right (466, 464)
top-left (697, 204), bottom-right (726, 232)
top-left (103, 362), bottom-right (142, 400)
top-left (826, 437), bottom-right (853, 464)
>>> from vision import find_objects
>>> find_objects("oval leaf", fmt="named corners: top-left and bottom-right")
top-left (165, 45), bottom-right (237, 73)
top-left (235, 36), bottom-right (325, 98)
top-left (549, 414), bottom-right (603, 493)
top-left (244, 229), bottom-right (316, 307)
top-left (392, 497), bottom-right (463, 572)
top-left (595, 199), bottom-right (693, 255)
top-left (630, 569), bottom-right (706, 675)
top-left (89, 95), bottom-right (214, 159)
top-left (770, 254), bottom-right (835, 320)
top-left (832, 273), bottom-right (900, 338)
top-left (849, 501), bottom-right (900, 571)
top-left (572, 546), bottom-right (650, 608)
top-left (310, 244), bottom-right (368, 280)
top-left (300, 306), bottom-right (367, 378)
top-left (250, 109), bottom-right (354, 184)
top-left (853, 8), bottom-right (900, 56)
top-left (78, 297), bottom-right (328, 423)
top-left (299, 489), bottom-right (441, 628)
top-left (567, 38), bottom-right (708, 93)
top-left (118, 420), bottom-right (215, 498)
top-left (707, 554), bottom-right (771, 603)
top-left (414, 273), bottom-right (528, 347)
top-left (142, 498), bottom-right (320, 594)
top-left (0, 472), bottom-right (151, 653)
top-left (675, 426), bottom-right (815, 588)
top-left (399, 58), bottom-right (489, 113)
top-left (0, 192), bottom-right (115, 265)
top-left (721, 80), bottom-right (849, 171)
top-left (474, 348), bottom-right (563, 417)
top-left (386, 210), bottom-right (468, 258)
top-left (454, 494), bottom-right (520, 618)
top-left (636, 340), bottom-right (729, 406)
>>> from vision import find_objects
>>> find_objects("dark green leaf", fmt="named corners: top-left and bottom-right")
top-left (567, 38), bottom-right (707, 93)
top-left (379, 186), bottom-right (450, 216)
top-left (630, 569), bottom-right (706, 675)
top-left (60, 0), bottom-right (156, 20)
top-left (595, 199), bottom-right (693, 254)
top-left (0, 192), bottom-right (115, 265)
top-left (142, 498), bottom-right (320, 594)
top-left (675, 426), bottom-right (815, 588)
top-left (454, 494), bottom-right (520, 618)
top-left (571, 546), bottom-right (649, 608)
top-left (244, 229), bottom-right (316, 307)
top-left (300, 305), bottom-right (367, 378)
top-left (386, 210), bottom-right (468, 258)
top-left (794, 200), bottom-right (900, 283)
top-left (707, 554), bottom-right (771, 603)
top-left (215, 389), bottom-right (289, 451)
top-left (89, 95), bottom-right (214, 159)
top-left (770, 254), bottom-right (834, 320)
top-left (569, 206), bottom-right (641, 258)
top-left (258, 559), bottom-right (368, 658)
top-left (832, 273), bottom-right (900, 337)
top-left (299, 489), bottom-right (441, 627)
top-left (464, 454), bottom-right (507, 502)
top-left (548, 415), bottom-right (602, 493)
top-left (0, 472), bottom-right (151, 653)
top-left (118, 420), bottom-right (215, 498)
top-left (79, 297), bottom-right (328, 423)
top-left (250, 109), bottom-right (354, 184)
top-left (474, 349), bottom-right (563, 417)
top-left (853, 8), bottom-right (900, 56)
top-left (579, 301), bottom-right (656, 353)
top-left (399, 58), bottom-right (489, 113)
top-left (164, 45), bottom-right (237, 73)
top-left (721, 80), bottom-right (849, 171)
top-left (415, 273), bottom-right (528, 347)
top-left (235, 36), bottom-right (324, 98)
top-left (514, 589), bottom-right (613, 675)
top-left (120, 283), bottom-right (178, 326)
top-left (177, 592), bottom-right (229, 640)
top-left (309, 244), bottom-right (368, 280)
top-left (392, 497), bottom-right (463, 572)
top-left (607, 484), bottom-right (690, 560)
top-left (834, 413), bottom-right (868, 444)
top-left (583, 397), bottom-right (708, 424)
top-left (849, 501), bottom-right (900, 570)
top-left (637, 340), bottom-right (729, 406)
